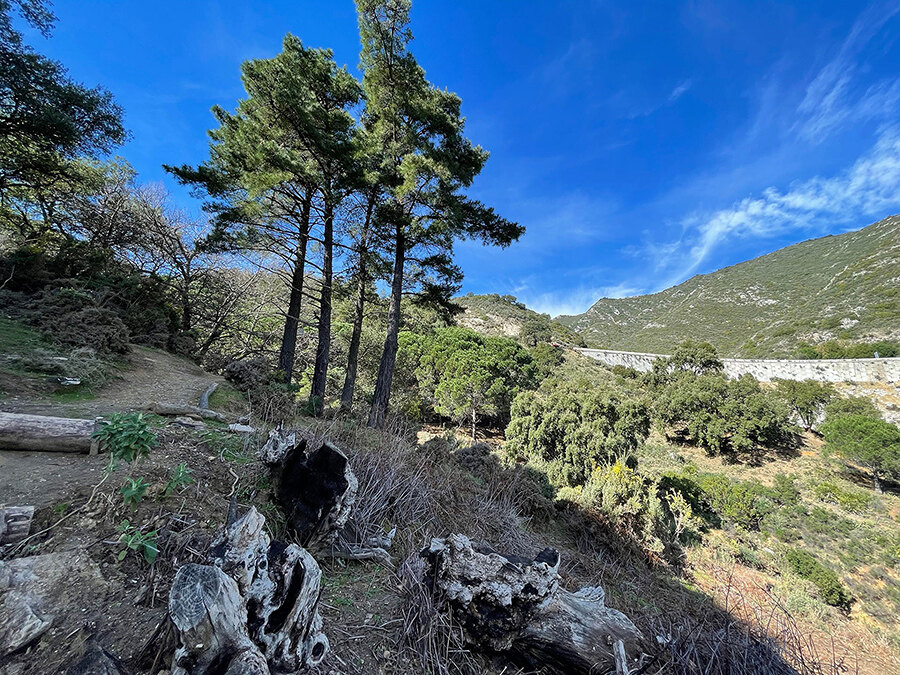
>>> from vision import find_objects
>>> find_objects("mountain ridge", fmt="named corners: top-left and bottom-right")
top-left (556, 216), bottom-right (900, 358)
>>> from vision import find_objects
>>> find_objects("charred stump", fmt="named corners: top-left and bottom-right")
top-left (258, 427), bottom-right (357, 547)
top-left (423, 534), bottom-right (645, 675)
top-left (169, 508), bottom-right (328, 675)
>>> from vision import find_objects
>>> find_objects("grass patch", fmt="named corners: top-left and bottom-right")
top-left (207, 382), bottom-right (248, 413)
top-left (51, 387), bottom-right (97, 403)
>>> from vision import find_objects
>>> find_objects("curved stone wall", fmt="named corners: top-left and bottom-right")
top-left (575, 348), bottom-right (900, 383)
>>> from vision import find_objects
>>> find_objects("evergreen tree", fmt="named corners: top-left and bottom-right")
top-left (0, 0), bottom-right (125, 242)
top-left (356, 0), bottom-right (522, 428)
top-left (168, 35), bottom-right (361, 392)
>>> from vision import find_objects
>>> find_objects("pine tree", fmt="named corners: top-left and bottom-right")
top-left (167, 35), bottom-right (361, 391)
top-left (356, 0), bottom-right (522, 428)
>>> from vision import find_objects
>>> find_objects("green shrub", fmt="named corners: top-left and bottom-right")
top-left (30, 287), bottom-right (130, 354)
top-left (505, 380), bottom-right (650, 485)
top-left (784, 548), bottom-right (852, 611)
top-left (163, 463), bottom-right (194, 497)
top-left (582, 461), bottom-right (667, 556)
top-left (812, 481), bottom-right (872, 513)
top-left (824, 396), bottom-right (881, 422)
top-left (652, 372), bottom-right (794, 457)
top-left (694, 474), bottom-right (774, 530)
top-left (117, 519), bottom-right (159, 565)
top-left (771, 473), bottom-right (801, 506)
top-left (820, 414), bottom-right (900, 489)
top-left (774, 379), bottom-right (834, 429)
top-left (93, 413), bottom-right (158, 463)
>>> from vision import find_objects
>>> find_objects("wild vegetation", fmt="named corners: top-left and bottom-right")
top-left (1, 1), bottom-right (899, 674)
top-left (558, 216), bottom-right (900, 357)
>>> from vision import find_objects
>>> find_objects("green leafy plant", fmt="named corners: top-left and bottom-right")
top-left (116, 519), bottom-right (159, 565)
top-left (820, 414), bottom-right (900, 491)
top-left (120, 476), bottom-right (149, 509)
top-left (784, 548), bottom-right (852, 611)
top-left (93, 413), bottom-right (158, 463)
top-left (163, 463), bottom-right (194, 497)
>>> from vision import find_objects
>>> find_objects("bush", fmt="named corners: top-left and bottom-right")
top-left (820, 414), bottom-right (900, 489)
top-left (813, 481), bottom-right (872, 513)
top-left (694, 474), bottom-right (774, 530)
top-left (223, 357), bottom-right (272, 392)
top-left (784, 548), bottom-right (852, 611)
top-left (771, 473), bottom-right (801, 506)
top-left (653, 372), bottom-right (794, 457)
top-left (582, 461), bottom-right (667, 556)
top-left (505, 380), bottom-right (650, 485)
top-left (823, 395), bottom-right (881, 422)
top-left (774, 379), bottom-right (834, 430)
top-left (29, 287), bottom-right (130, 354)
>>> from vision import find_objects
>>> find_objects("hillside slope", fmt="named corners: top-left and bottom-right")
top-left (455, 293), bottom-right (585, 346)
top-left (557, 216), bottom-right (900, 357)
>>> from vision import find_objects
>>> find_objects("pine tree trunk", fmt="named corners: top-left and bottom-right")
top-left (368, 226), bottom-right (405, 429)
top-left (310, 199), bottom-right (334, 415)
top-left (340, 194), bottom-right (375, 412)
top-left (278, 194), bottom-right (312, 384)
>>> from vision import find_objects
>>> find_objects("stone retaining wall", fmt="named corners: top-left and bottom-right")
top-left (575, 348), bottom-right (900, 383)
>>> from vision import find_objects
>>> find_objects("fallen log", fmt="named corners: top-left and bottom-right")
top-left (423, 534), bottom-right (646, 675)
top-left (0, 505), bottom-right (34, 544)
top-left (0, 412), bottom-right (100, 454)
top-left (259, 427), bottom-right (357, 547)
top-left (144, 401), bottom-right (226, 422)
top-left (169, 507), bottom-right (329, 675)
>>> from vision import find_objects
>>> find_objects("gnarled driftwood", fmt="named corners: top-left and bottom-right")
top-left (423, 534), bottom-right (645, 675)
top-left (169, 507), bottom-right (328, 675)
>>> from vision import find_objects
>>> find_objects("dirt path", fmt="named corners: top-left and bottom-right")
top-left (0, 346), bottom-right (224, 419)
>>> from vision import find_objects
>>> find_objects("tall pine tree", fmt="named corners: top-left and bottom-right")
top-left (168, 35), bottom-right (361, 389)
top-left (356, 0), bottom-right (523, 428)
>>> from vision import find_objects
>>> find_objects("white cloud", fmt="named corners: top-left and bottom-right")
top-left (655, 127), bottom-right (900, 288)
top-left (669, 78), bottom-right (693, 103)
top-left (520, 282), bottom-right (642, 318)
top-left (794, 2), bottom-right (900, 142)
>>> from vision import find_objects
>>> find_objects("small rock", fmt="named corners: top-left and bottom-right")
top-left (172, 416), bottom-right (205, 429)
top-left (227, 423), bottom-right (255, 434)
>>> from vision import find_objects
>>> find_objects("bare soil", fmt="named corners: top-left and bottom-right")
top-left (0, 346), bottom-right (224, 419)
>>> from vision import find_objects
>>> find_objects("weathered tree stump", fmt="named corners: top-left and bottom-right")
top-left (0, 412), bottom-right (100, 453)
top-left (169, 507), bottom-right (328, 675)
top-left (258, 427), bottom-right (357, 547)
top-left (423, 534), bottom-right (645, 675)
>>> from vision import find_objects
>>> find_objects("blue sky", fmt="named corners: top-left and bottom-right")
top-left (24, 1), bottom-right (900, 316)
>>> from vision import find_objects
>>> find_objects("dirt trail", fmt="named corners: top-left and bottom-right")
top-left (0, 345), bottom-right (224, 419)
top-left (0, 346), bottom-right (227, 510)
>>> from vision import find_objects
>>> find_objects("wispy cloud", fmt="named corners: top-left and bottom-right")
top-left (794, 1), bottom-right (900, 142)
top-left (669, 78), bottom-right (693, 102)
top-left (519, 282), bottom-right (642, 318)
top-left (652, 127), bottom-right (900, 288)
